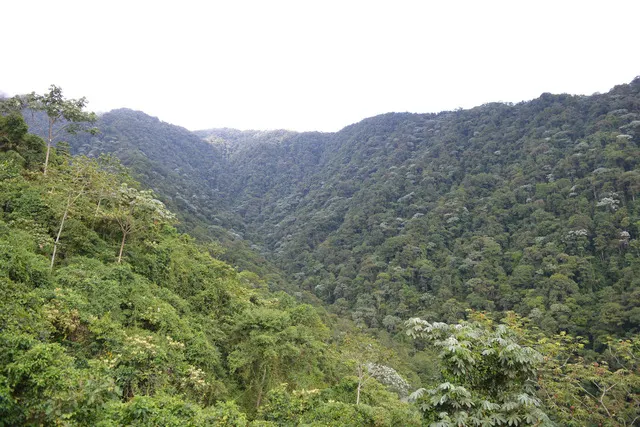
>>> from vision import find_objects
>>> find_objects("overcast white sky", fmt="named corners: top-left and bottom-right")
top-left (2, 1), bottom-right (639, 132)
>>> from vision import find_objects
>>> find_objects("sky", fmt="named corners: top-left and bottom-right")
top-left (2, 1), bottom-right (639, 132)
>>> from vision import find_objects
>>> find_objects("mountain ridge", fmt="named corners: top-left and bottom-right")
top-left (27, 77), bottom-right (640, 342)
top-left (7, 76), bottom-right (640, 424)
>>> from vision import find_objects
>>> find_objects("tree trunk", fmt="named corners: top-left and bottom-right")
top-left (44, 119), bottom-right (53, 176)
top-left (118, 231), bottom-right (127, 263)
top-left (50, 196), bottom-right (71, 270)
top-left (356, 365), bottom-right (363, 405)
top-left (92, 198), bottom-right (102, 228)
top-left (255, 366), bottom-right (268, 410)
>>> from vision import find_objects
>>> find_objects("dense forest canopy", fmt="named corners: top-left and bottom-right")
top-left (1, 77), bottom-right (640, 425)
top-left (201, 80), bottom-right (640, 345)
top-left (62, 79), bottom-right (640, 346)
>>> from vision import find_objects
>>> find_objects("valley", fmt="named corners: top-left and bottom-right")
top-left (1, 77), bottom-right (639, 425)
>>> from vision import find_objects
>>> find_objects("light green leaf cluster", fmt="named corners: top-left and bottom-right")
top-left (407, 318), bottom-right (552, 426)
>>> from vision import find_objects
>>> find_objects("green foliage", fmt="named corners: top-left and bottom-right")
top-left (257, 384), bottom-right (321, 424)
top-left (0, 336), bottom-right (119, 426)
top-left (26, 84), bottom-right (97, 175)
top-left (0, 113), bottom-right (45, 170)
top-left (101, 183), bottom-right (176, 263)
top-left (406, 317), bottom-right (552, 426)
top-left (504, 314), bottom-right (640, 426)
top-left (0, 116), bottom-right (421, 425)
top-left (227, 302), bottom-right (328, 410)
top-left (99, 396), bottom-right (248, 426)
top-left (255, 381), bottom-right (421, 426)
top-left (83, 77), bottom-right (640, 348)
top-left (28, 80), bottom-right (640, 340)
top-left (0, 226), bottom-right (51, 287)
top-left (9, 77), bottom-right (640, 425)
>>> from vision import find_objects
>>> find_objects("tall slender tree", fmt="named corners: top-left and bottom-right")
top-left (27, 85), bottom-right (97, 175)
top-left (105, 184), bottom-right (175, 263)
top-left (48, 156), bottom-right (100, 269)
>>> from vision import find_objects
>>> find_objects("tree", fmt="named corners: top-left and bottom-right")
top-left (47, 156), bottom-right (101, 269)
top-left (0, 95), bottom-right (24, 116)
top-left (336, 333), bottom-right (393, 405)
top-left (91, 154), bottom-right (131, 221)
top-left (517, 323), bottom-right (640, 425)
top-left (227, 303), bottom-right (327, 410)
top-left (406, 316), bottom-right (552, 426)
top-left (104, 184), bottom-right (175, 263)
top-left (27, 85), bottom-right (97, 176)
top-left (0, 113), bottom-right (28, 152)
top-left (0, 113), bottom-right (45, 169)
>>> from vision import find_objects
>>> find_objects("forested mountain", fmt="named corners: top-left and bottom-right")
top-left (0, 111), bottom-right (425, 425)
top-left (5, 77), bottom-right (640, 425)
top-left (57, 109), bottom-right (230, 228)
top-left (40, 108), bottom-right (292, 291)
top-left (79, 78), bottom-right (640, 349)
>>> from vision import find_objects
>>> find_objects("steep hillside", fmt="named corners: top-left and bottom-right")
top-left (199, 128), bottom-right (330, 227)
top-left (33, 78), bottom-right (640, 345)
top-left (8, 78), bottom-right (640, 425)
top-left (0, 115), bottom-right (424, 425)
top-left (201, 79), bottom-right (640, 345)
top-left (68, 109), bottom-right (230, 227)
top-left (44, 109), bottom-right (291, 290)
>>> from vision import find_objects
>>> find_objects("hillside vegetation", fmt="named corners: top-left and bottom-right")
top-left (4, 78), bottom-right (640, 425)
top-left (0, 112), bottom-right (423, 425)
top-left (196, 79), bottom-right (639, 347)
